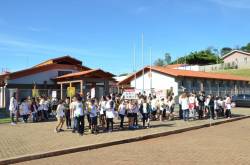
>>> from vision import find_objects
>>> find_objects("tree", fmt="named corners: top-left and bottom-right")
top-left (164, 53), bottom-right (171, 64)
top-left (220, 47), bottom-right (233, 56)
top-left (241, 43), bottom-right (250, 53)
top-left (154, 58), bottom-right (165, 66)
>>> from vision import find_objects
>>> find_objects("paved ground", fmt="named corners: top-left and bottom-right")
top-left (0, 107), bottom-right (249, 161)
top-left (16, 117), bottom-right (250, 165)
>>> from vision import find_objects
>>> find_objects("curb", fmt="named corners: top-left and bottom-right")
top-left (0, 116), bottom-right (249, 165)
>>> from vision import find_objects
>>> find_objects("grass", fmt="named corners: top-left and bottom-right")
top-left (215, 69), bottom-right (250, 79)
top-left (0, 117), bottom-right (11, 124)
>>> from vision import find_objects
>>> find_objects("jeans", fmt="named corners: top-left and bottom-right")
top-left (10, 111), bottom-right (15, 123)
top-left (106, 118), bottom-right (114, 131)
top-left (119, 114), bottom-right (125, 128)
top-left (22, 114), bottom-right (29, 123)
top-left (32, 112), bottom-right (37, 122)
top-left (179, 105), bottom-right (183, 119)
top-left (142, 113), bottom-right (149, 127)
top-left (43, 110), bottom-right (48, 120)
top-left (65, 110), bottom-right (71, 128)
top-left (198, 105), bottom-right (204, 119)
top-left (183, 109), bottom-right (189, 121)
top-left (76, 115), bottom-right (84, 134)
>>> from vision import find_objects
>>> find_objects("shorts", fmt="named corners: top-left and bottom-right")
top-left (127, 113), bottom-right (134, 118)
top-left (91, 116), bottom-right (97, 125)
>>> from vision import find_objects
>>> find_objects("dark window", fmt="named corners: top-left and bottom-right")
top-left (58, 71), bottom-right (72, 77)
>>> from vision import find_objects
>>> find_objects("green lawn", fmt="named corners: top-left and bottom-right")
top-left (0, 117), bottom-right (11, 124)
top-left (215, 69), bottom-right (250, 79)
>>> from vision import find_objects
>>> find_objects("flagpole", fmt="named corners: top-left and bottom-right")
top-left (133, 44), bottom-right (137, 89)
top-left (142, 33), bottom-right (144, 93)
top-left (150, 47), bottom-right (152, 94)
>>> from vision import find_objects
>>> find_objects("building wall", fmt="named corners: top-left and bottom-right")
top-left (223, 52), bottom-right (250, 65)
top-left (8, 68), bottom-right (79, 85)
top-left (130, 71), bottom-right (178, 96)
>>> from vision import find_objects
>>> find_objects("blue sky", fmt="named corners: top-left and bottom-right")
top-left (0, 0), bottom-right (250, 75)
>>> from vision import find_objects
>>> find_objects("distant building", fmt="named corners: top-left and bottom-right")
top-left (118, 65), bottom-right (250, 97)
top-left (0, 56), bottom-right (115, 108)
top-left (221, 50), bottom-right (250, 69)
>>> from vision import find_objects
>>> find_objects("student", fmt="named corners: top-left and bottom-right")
top-left (179, 93), bottom-right (189, 121)
top-left (20, 98), bottom-right (30, 123)
top-left (90, 99), bottom-right (98, 134)
top-left (208, 95), bottom-right (215, 119)
top-left (70, 96), bottom-right (77, 133)
top-left (150, 95), bottom-right (158, 120)
top-left (167, 96), bottom-right (175, 120)
top-left (225, 94), bottom-right (232, 118)
top-left (64, 97), bottom-right (71, 129)
top-left (85, 97), bottom-right (92, 131)
top-left (118, 100), bottom-right (126, 129)
top-left (106, 95), bottom-right (115, 132)
top-left (214, 96), bottom-right (220, 119)
top-left (188, 93), bottom-right (196, 120)
top-left (133, 101), bottom-right (139, 128)
top-left (43, 97), bottom-right (50, 120)
top-left (178, 94), bottom-right (183, 120)
top-left (30, 98), bottom-right (38, 122)
top-left (159, 98), bottom-right (166, 122)
top-left (75, 96), bottom-right (85, 136)
top-left (127, 100), bottom-right (134, 130)
top-left (9, 92), bottom-right (18, 125)
top-left (55, 100), bottom-right (65, 133)
top-left (197, 91), bottom-right (205, 119)
top-left (99, 96), bottom-right (107, 130)
top-left (139, 97), bottom-right (150, 128)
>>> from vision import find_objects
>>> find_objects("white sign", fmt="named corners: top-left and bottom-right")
top-left (52, 91), bottom-right (57, 98)
top-left (123, 89), bottom-right (137, 100)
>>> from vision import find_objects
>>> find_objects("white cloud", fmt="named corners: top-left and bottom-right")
top-left (209, 0), bottom-right (250, 9)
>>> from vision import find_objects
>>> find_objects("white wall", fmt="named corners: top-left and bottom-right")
top-left (130, 71), bottom-right (178, 96)
top-left (8, 69), bottom-right (79, 85)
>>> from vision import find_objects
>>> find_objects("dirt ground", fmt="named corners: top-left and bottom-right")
top-left (17, 118), bottom-right (250, 165)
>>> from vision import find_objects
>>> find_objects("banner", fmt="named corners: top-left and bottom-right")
top-left (122, 89), bottom-right (137, 100)
top-left (67, 87), bottom-right (75, 97)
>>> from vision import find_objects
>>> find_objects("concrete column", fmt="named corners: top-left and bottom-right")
top-left (60, 83), bottom-right (63, 100)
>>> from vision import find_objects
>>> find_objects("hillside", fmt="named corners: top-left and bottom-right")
top-left (214, 69), bottom-right (250, 79)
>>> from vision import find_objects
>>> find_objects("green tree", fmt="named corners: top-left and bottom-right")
top-left (220, 47), bottom-right (233, 56)
top-left (241, 43), bottom-right (250, 52)
top-left (164, 53), bottom-right (171, 64)
top-left (154, 58), bottom-right (165, 66)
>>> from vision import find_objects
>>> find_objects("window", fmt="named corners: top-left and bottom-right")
top-left (58, 71), bottom-right (72, 77)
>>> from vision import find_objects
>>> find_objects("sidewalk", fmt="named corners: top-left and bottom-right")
top-left (0, 108), bottom-right (249, 163)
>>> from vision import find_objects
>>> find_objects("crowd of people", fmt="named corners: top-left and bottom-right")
top-left (8, 90), bottom-right (232, 136)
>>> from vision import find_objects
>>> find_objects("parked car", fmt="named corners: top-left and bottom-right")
top-left (232, 94), bottom-right (250, 107)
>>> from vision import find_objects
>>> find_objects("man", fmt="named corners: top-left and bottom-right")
top-left (75, 96), bottom-right (85, 136)
top-left (197, 91), bottom-right (205, 119)
top-left (9, 92), bottom-right (18, 125)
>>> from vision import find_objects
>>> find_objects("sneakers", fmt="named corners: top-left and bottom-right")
top-left (54, 129), bottom-right (59, 133)
top-left (11, 122), bottom-right (16, 125)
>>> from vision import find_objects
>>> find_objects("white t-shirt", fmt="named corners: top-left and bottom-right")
top-left (160, 100), bottom-right (165, 111)
top-left (90, 105), bottom-right (97, 118)
top-left (74, 102), bottom-right (84, 117)
top-left (56, 104), bottom-right (65, 118)
top-left (99, 101), bottom-right (106, 115)
top-left (142, 103), bottom-right (148, 114)
top-left (43, 100), bottom-right (49, 111)
top-left (225, 97), bottom-right (231, 110)
top-left (9, 97), bottom-right (18, 112)
top-left (180, 97), bottom-right (189, 110)
top-left (106, 100), bottom-right (114, 118)
top-left (118, 104), bottom-right (126, 115)
top-left (20, 102), bottom-right (30, 115)
top-left (151, 99), bottom-right (157, 110)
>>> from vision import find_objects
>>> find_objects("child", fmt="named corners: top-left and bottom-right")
top-left (118, 100), bottom-right (126, 129)
top-left (30, 98), bottom-right (38, 122)
top-left (90, 99), bottom-right (98, 134)
top-left (55, 100), bottom-right (65, 133)
top-left (20, 98), bottom-right (30, 123)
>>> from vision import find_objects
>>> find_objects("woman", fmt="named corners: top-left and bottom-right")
top-left (167, 96), bottom-right (175, 120)
top-left (105, 95), bottom-right (115, 132)
top-left (188, 93), bottom-right (196, 120)
top-left (55, 100), bottom-right (65, 133)
top-left (75, 96), bottom-right (85, 136)
top-left (179, 93), bottom-right (189, 121)
top-left (90, 99), bottom-right (98, 134)
top-left (118, 100), bottom-right (126, 129)
top-left (64, 97), bottom-right (71, 129)
top-left (133, 101), bottom-right (139, 128)
top-left (225, 94), bottom-right (232, 118)
top-left (20, 98), bottom-right (30, 123)
top-left (9, 92), bottom-right (18, 125)
top-left (127, 100), bottom-right (134, 130)
top-left (139, 97), bottom-right (150, 128)
top-left (159, 98), bottom-right (166, 122)
top-left (30, 98), bottom-right (38, 122)
top-left (99, 96), bottom-right (107, 130)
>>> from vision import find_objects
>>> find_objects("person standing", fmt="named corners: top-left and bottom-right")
top-left (20, 98), bottom-right (30, 123)
top-left (55, 100), bottom-right (65, 133)
top-left (178, 94), bottom-right (183, 120)
top-left (9, 92), bottom-right (18, 125)
top-left (98, 96), bottom-right (107, 130)
top-left (118, 100), bottom-right (126, 129)
top-left (197, 91), bottom-right (205, 119)
top-left (30, 98), bottom-right (38, 122)
top-left (150, 95), bottom-right (158, 120)
top-left (106, 95), bottom-right (115, 132)
top-left (75, 96), bottom-right (85, 136)
top-left (225, 94), bottom-right (232, 118)
top-left (127, 100), bottom-right (134, 130)
top-left (90, 99), bottom-right (98, 134)
top-left (159, 98), bottom-right (166, 122)
top-left (179, 93), bottom-right (189, 121)
top-left (70, 96), bottom-right (77, 133)
top-left (188, 93), bottom-right (196, 120)
top-left (139, 97), bottom-right (150, 128)
top-left (64, 97), bottom-right (71, 129)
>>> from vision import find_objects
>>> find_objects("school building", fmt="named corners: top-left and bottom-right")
top-left (118, 65), bottom-right (250, 97)
top-left (0, 56), bottom-right (116, 108)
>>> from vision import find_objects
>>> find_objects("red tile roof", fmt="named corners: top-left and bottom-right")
top-left (118, 66), bottom-right (250, 85)
top-left (56, 69), bottom-right (115, 81)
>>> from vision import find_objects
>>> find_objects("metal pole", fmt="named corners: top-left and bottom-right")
top-left (150, 47), bottom-right (152, 94)
top-left (142, 32), bottom-right (144, 93)
top-left (133, 44), bottom-right (137, 89)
